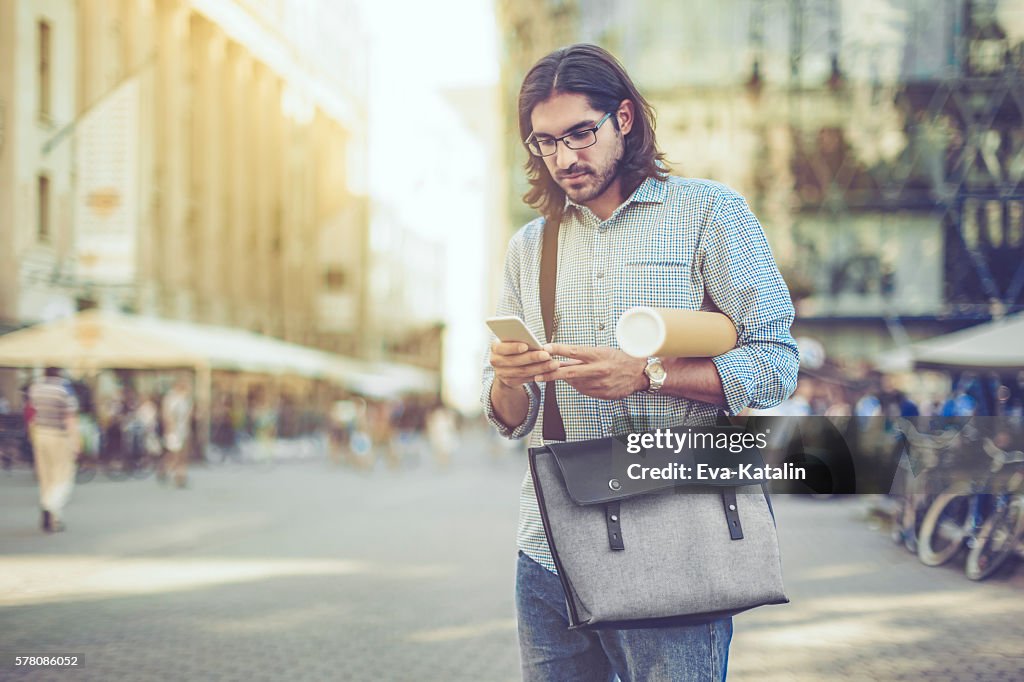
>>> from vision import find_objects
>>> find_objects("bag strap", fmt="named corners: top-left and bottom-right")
top-left (540, 214), bottom-right (566, 441)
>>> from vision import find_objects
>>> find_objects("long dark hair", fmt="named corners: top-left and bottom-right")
top-left (517, 44), bottom-right (669, 223)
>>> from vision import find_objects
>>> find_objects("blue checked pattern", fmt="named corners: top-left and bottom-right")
top-left (481, 175), bottom-right (799, 572)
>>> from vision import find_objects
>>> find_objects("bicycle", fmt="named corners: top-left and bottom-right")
top-left (917, 438), bottom-right (1024, 570)
top-left (888, 418), bottom-right (964, 553)
top-left (965, 460), bottom-right (1024, 580)
top-left (0, 413), bottom-right (33, 473)
top-left (75, 451), bottom-right (98, 483)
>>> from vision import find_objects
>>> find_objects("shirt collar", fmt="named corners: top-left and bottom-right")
top-left (563, 174), bottom-right (668, 216)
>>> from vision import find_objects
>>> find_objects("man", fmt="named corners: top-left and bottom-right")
top-left (482, 44), bottom-right (799, 681)
top-left (160, 377), bottom-right (192, 488)
top-left (28, 367), bottom-right (79, 532)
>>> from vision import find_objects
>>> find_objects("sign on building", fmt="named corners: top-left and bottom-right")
top-left (73, 76), bottom-right (140, 285)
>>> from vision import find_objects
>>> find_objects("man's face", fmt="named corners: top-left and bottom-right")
top-left (529, 92), bottom-right (628, 206)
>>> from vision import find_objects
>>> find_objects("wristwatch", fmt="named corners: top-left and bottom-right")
top-left (644, 357), bottom-right (666, 394)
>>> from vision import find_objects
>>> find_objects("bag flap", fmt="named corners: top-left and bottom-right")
top-left (530, 426), bottom-right (766, 505)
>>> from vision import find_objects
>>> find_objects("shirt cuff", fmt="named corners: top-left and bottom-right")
top-left (711, 348), bottom-right (757, 416)
top-left (481, 376), bottom-right (540, 439)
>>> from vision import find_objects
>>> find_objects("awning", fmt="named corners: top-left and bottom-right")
top-left (912, 313), bottom-right (1024, 371)
top-left (0, 310), bottom-right (439, 395)
top-left (0, 310), bottom-right (206, 370)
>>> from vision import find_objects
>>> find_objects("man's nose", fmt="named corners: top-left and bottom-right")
top-left (554, 142), bottom-right (578, 170)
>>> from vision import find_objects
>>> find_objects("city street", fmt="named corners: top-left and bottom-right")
top-left (1, 432), bottom-right (1023, 681)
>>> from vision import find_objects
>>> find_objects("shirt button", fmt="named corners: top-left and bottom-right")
top-left (596, 271), bottom-right (604, 279)
top-left (598, 323), bottom-right (606, 331)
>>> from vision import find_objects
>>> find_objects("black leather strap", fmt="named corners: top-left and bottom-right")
top-left (722, 488), bottom-right (744, 540)
top-left (606, 501), bottom-right (624, 550)
top-left (540, 213), bottom-right (566, 442)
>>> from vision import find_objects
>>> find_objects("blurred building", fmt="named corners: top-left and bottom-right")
top-left (496, 0), bottom-right (579, 236)
top-left (0, 0), bottom-right (371, 357)
top-left (496, 0), bottom-right (1024, 362)
top-left (366, 201), bottom-right (446, 370)
top-left (440, 84), bottom-right (510, 409)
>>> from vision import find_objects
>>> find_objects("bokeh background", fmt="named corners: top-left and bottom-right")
top-left (1, 1), bottom-right (1023, 680)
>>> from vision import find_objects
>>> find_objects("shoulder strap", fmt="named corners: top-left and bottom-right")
top-left (540, 215), bottom-right (566, 441)
top-left (540, 215), bottom-right (559, 343)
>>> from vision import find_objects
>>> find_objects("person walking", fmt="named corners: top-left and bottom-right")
top-left (425, 400), bottom-right (457, 470)
top-left (482, 44), bottom-right (799, 680)
top-left (159, 377), bottom-right (192, 488)
top-left (27, 367), bottom-right (80, 532)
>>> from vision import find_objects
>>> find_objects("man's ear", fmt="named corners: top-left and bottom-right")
top-left (617, 99), bottom-right (635, 136)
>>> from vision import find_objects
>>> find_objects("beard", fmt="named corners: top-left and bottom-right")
top-left (555, 138), bottom-right (624, 204)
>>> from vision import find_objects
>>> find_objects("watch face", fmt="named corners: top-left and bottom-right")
top-left (647, 361), bottom-right (666, 382)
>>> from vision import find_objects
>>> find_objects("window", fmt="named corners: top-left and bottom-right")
top-left (38, 20), bottom-right (51, 118)
top-left (325, 268), bottom-right (347, 290)
top-left (37, 174), bottom-right (50, 241)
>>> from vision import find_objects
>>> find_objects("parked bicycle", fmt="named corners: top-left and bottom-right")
top-left (888, 418), bottom-right (965, 553)
top-left (0, 413), bottom-right (33, 472)
top-left (965, 464), bottom-right (1024, 580)
top-left (917, 437), bottom-right (1024, 578)
top-left (75, 416), bottom-right (160, 482)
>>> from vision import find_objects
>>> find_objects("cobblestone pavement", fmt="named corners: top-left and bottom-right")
top-left (1, 431), bottom-right (1022, 681)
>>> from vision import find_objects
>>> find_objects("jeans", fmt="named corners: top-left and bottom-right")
top-left (516, 551), bottom-right (732, 682)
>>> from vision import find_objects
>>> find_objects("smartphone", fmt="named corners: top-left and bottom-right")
top-left (486, 316), bottom-right (545, 351)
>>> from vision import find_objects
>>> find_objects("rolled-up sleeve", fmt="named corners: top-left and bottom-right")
top-left (700, 197), bottom-right (800, 415)
top-left (481, 231), bottom-right (541, 439)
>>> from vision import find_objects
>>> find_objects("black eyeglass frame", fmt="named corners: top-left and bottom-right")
top-left (525, 112), bottom-right (614, 158)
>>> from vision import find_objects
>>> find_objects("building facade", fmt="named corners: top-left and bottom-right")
top-left (496, 0), bottom-right (1024, 363)
top-left (0, 0), bottom-right (371, 357)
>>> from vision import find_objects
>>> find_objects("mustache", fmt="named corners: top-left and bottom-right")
top-left (556, 165), bottom-right (591, 180)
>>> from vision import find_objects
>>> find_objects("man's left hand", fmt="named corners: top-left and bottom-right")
top-left (534, 344), bottom-right (648, 400)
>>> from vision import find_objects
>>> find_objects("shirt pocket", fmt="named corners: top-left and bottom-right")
top-left (615, 259), bottom-right (695, 316)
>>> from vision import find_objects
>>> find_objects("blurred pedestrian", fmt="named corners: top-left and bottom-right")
top-left (27, 367), bottom-right (79, 532)
top-left (368, 401), bottom-right (398, 470)
top-left (136, 394), bottom-right (162, 458)
top-left (159, 377), bottom-right (192, 488)
top-left (426, 400), bottom-right (457, 469)
top-left (99, 387), bottom-right (126, 461)
top-left (941, 389), bottom-right (976, 417)
top-left (252, 393), bottom-right (278, 465)
top-left (212, 394), bottom-right (237, 452)
top-left (327, 399), bottom-right (357, 467)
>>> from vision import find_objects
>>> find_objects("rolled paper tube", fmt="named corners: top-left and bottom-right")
top-left (616, 307), bottom-right (737, 358)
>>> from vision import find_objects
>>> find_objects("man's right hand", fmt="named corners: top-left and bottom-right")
top-left (488, 341), bottom-right (582, 431)
top-left (489, 342), bottom-right (561, 389)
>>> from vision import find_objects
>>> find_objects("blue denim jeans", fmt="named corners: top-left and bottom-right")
top-left (516, 551), bottom-right (732, 682)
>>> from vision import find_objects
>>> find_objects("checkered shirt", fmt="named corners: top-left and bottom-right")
top-left (481, 175), bottom-right (799, 573)
top-left (29, 377), bottom-right (78, 432)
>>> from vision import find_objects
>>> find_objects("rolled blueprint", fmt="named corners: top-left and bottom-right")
top-left (616, 307), bottom-right (737, 358)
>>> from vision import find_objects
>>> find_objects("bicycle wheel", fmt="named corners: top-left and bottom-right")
top-left (132, 454), bottom-right (158, 479)
top-left (103, 455), bottom-right (131, 481)
top-left (918, 483), bottom-right (974, 567)
top-left (75, 460), bottom-right (97, 484)
top-left (966, 497), bottom-right (1024, 581)
top-left (892, 492), bottom-right (929, 553)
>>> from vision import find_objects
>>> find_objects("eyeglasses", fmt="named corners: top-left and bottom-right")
top-left (525, 112), bottom-right (613, 158)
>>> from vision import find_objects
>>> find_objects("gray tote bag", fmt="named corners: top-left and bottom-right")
top-left (528, 432), bottom-right (788, 630)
